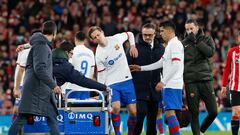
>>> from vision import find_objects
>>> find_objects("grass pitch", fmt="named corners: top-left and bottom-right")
top-left (118, 131), bottom-right (231, 135)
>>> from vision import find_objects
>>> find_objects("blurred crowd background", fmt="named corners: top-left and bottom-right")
top-left (0, 0), bottom-right (239, 115)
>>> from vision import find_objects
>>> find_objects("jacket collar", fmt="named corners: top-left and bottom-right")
top-left (52, 48), bottom-right (68, 60)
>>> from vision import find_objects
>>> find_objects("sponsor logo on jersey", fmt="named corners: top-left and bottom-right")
top-left (107, 53), bottom-right (123, 66)
top-left (108, 60), bottom-right (114, 65)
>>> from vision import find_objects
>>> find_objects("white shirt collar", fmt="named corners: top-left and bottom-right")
top-left (150, 41), bottom-right (154, 49)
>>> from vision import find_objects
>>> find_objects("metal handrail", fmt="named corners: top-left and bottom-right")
top-left (64, 89), bottom-right (111, 111)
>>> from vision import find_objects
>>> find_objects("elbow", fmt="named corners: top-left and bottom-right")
top-left (34, 67), bottom-right (47, 78)
top-left (127, 32), bottom-right (134, 40)
top-left (127, 31), bottom-right (134, 37)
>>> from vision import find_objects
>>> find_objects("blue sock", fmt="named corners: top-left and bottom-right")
top-left (127, 116), bottom-right (136, 135)
top-left (112, 113), bottom-right (121, 135)
top-left (156, 118), bottom-right (164, 134)
top-left (167, 115), bottom-right (180, 135)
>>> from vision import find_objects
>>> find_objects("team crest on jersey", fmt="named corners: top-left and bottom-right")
top-left (235, 59), bottom-right (240, 63)
top-left (235, 55), bottom-right (240, 63)
top-left (115, 44), bottom-right (120, 50)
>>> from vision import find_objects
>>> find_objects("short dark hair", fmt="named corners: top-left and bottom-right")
top-left (160, 20), bottom-right (176, 32)
top-left (185, 19), bottom-right (199, 26)
top-left (42, 20), bottom-right (57, 35)
top-left (31, 29), bottom-right (41, 35)
top-left (88, 26), bottom-right (103, 39)
top-left (142, 23), bottom-right (156, 30)
top-left (75, 31), bottom-right (86, 41)
top-left (59, 41), bottom-right (74, 52)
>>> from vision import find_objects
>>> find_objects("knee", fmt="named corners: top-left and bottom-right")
top-left (129, 109), bottom-right (137, 116)
top-left (112, 106), bottom-right (121, 114)
top-left (232, 107), bottom-right (240, 116)
top-left (165, 110), bottom-right (175, 118)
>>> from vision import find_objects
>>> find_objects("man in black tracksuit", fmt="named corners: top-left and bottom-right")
top-left (127, 23), bottom-right (165, 135)
top-left (182, 19), bottom-right (218, 135)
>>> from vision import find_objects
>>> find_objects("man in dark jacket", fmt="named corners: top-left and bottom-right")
top-left (182, 19), bottom-right (217, 135)
top-left (52, 41), bottom-right (108, 92)
top-left (9, 20), bottom-right (62, 135)
top-left (127, 23), bottom-right (165, 135)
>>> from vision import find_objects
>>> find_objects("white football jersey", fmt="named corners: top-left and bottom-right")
top-left (95, 33), bottom-right (133, 85)
top-left (141, 37), bottom-right (184, 89)
top-left (66, 45), bottom-right (95, 90)
top-left (16, 48), bottom-right (30, 68)
top-left (16, 44), bottom-right (31, 86)
top-left (162, 37), bottom-right (184, 89)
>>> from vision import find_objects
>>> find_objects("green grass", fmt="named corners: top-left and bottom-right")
top-left (113, 131), bottom-right (232, 135)
top-left (170, 131), bottom-right (231, 135)
top-left (0, 131), bottom-right (232, 135)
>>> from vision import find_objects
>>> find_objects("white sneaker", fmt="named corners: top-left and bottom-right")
top-left (200, 132), bottom-right (204, 135)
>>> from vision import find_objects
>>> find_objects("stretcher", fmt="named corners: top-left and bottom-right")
top-left (23, 89), bottom-right (112, 135)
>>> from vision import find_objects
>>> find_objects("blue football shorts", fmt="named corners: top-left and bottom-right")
top-left (162, 88), bottom-right (182, 111)
top-left (109, 79), bottom-right (136, 106)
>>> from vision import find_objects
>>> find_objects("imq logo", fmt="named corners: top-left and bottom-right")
top-left (68, 112), bottom-right (93, 120)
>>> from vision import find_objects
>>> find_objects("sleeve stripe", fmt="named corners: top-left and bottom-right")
top-left (125, 32), bottom-right (129, 40)
top-left (172, 58), bottom-right (181, 61)
top-left (17, 63), bottom-right (25, 68)
top-left (97, 68), bottom-right (106, 73)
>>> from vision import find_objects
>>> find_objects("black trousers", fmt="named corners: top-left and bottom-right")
top-left (9, 113), bottom-right (60, 135)
top-left (185, 81), bottom-right (218, 135)
top-left (134, 100), bottom-right (158, 135)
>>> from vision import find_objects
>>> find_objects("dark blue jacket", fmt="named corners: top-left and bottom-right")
top-left (19, 32), bottom-right (57, 117)
top-left (52, 58), bottom-right (107, 92)
top-left (127, 36), bottom-right (165, 101)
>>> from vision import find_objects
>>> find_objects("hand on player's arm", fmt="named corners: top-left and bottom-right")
top-left (16, 45), bottom-right (25, 53)
top-left (16, 44), bottom-right (31, 53)
top-left (129, 64), bottom-right (141, 72)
